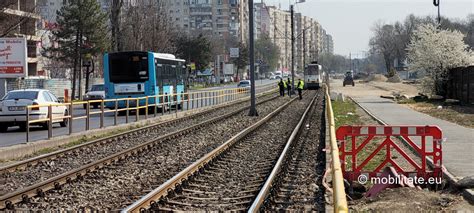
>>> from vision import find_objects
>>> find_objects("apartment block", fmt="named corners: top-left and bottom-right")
top-left (1, 0), bottom-right (43, 76)
top-left (254, 3), bottom-right (271, 40)
top-left (165, 0), bottom-right (247, 43)
top-left (295, 13), bottom-right (322, 71)
top-left (267, 5), bottom-right (291, 71)
top-left (321, 28), bottom-right (334, 55)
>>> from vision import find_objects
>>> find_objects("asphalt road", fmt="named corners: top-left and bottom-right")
top-left (0, 80), bottom-right (276, 147)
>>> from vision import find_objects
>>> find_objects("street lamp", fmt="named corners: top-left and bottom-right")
top-left (433, 0), bottom-right (440, 24)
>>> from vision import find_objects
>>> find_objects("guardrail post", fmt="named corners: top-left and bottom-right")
top-left (69, 104), bottom-right (73, 135)
top-left (167, 93), bottom-right (171, 115)
top-left (86, 101), bottom-right (90, 131)
top-left (114, 100), bottom-right (118, 126)
top-left (26, 107), bottom-right (29, 142)
top-left (136, 98), bottom-right (139, 122)
top-left (200, 92), bottom-right (203, 108)
top-left (175, 94), bottom-right (178, 116)
top-left (154, 96), bottom-right (157, 117)
top-left (159, 95), bottom-right (164, 116)
top-left (126, 99), bottom-right (129, 124)
top-left (187, 92), bottom-right (190, 111)
top-left (181, 91), bottom-right (184, 111)
top-left (48, 105), bottom-right (53, 139)
top-left (100, 101), bottom-right (104, 128)
top-left (145, 97), bottom-right (149, 119)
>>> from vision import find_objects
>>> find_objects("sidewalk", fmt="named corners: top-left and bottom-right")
top-left (352, 96), bottom-right (474, 179)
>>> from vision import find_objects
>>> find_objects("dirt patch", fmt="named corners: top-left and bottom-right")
top-left (402, 101), bottom-right (474, 128)
top-left (366, 74), bottom-right (388, 82)
top-left (350, 188), bottom-right (474, 212)
top-left (329, 79), bottom-right (420, 98)
top-left (387, 74), bottom-right (402, 83)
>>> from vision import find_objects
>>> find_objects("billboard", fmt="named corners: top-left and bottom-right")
top-left (230, 48), bottom-right (239, 58)
top-left (224, 64), bottom-right (234, 75)
top-left (0, 38), bottom-right (27, 78)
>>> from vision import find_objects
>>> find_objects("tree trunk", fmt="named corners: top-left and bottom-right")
top-left (71, 29), bottom-right (80, 100)
top-left (111, 0), bottom-right (123, 51)
top-left (85, 58), bottom-right (95, 93)
top-left (78, 31), bottom-right (83, 100)
top-left (384, 55), bottom-right (391, 73)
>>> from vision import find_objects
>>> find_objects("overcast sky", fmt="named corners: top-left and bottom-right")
top-left (262, 0), bottom-right (474, 57)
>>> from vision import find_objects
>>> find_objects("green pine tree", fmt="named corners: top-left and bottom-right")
top-left (46, 0), bottom-right (109, 100)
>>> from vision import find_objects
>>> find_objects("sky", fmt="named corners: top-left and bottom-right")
top-left (262, 0), bottom-right (474, 57)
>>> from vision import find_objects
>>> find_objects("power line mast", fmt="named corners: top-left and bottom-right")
top-left (248, 0), bottom-right (258, 116)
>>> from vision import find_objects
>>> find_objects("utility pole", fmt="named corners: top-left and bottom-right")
top-left (285, 16), bottom-right (288, 70)
top-left (248, 0), bottom-right (258, 116)
top-left (290, 4), bottom-right (295, 95)
top-left (303, 28), bottom-right (306, 69)
top-left (349, 52), bottom-right (352, 72)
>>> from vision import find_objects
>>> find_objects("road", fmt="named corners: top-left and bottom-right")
top-left (0, 80), bottom-right (276, 147)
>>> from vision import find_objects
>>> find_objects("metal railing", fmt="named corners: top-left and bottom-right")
top-left (324, 84), bottom-right (348, 213)
top-left (25, 84), bottom-right (276, 142)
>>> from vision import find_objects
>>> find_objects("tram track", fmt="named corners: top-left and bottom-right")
top-left (124, 90), bottom-right (324, 212)
top-left (251, 88), bottom-right (326, 212)
top-left (0, 90), bottom-right (278, 209)
top-left (1, 91), bottom-right (290, 210)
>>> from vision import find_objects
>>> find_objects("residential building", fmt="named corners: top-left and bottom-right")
top-left (1, 0), bottom-right (43, 77)
top-left (321, 28), bottom-right (334, 55)
top-left (254, 2), bottom-right (271, 40)
top-left (295, 13), bottom-right (322, 71)
top-left (267, 5), bottom-right (291, 71)
top-left (164, 0), bottom-right (247, 42)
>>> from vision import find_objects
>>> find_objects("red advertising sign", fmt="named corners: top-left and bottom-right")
top-left (0, 38), bottom-right (27, 78)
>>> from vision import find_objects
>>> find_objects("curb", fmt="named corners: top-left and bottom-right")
top-left (349, 96), bottom-right (474, 204)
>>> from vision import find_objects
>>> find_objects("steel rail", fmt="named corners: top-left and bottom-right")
top-left (0, 93), bottom-right (279, 210)
top-left (248, 91), bottom-right (319, 212)
top-left (0, 90), bottom-right (275, 175)
top-left (122, 93), bottom-right (305, 213)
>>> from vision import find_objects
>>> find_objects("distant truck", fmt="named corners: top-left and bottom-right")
top-left (343, 71), bottom-right (355, 87)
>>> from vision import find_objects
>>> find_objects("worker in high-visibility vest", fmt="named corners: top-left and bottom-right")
top-left (297, 79), bottom-right (305, 100)
top-left (278, 79), bottom-right (285, 97)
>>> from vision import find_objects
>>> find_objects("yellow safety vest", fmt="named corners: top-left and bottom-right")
top-left (283, 81), bottom-right (287, 88)
top-left (298, 80), bottom-right (304, 89)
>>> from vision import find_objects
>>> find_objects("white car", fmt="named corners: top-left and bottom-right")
top-left (83, 84), bottom-right (105, 109)
top-left (0, 89), bottom-right (68, 132)
top-left (237, 80), bottom-right (251, 88)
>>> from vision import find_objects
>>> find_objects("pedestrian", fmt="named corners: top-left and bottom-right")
top-left (297, 79), bottom-right (304, 100)
top-left (278, 79), bottom-right (285, 97)
top-left (286, 78), bottom-right (292, 97)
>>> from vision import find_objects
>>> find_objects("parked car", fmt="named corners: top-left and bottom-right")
top-left (270, 74), bottom-right (282, 80)
top-left (237, 80), bottom-right (251, 88)
top-left (343, 72), bottom-right (355, 87)
top-left (0, 89), bottom-right (68, 132)
top-left (83, 84), bottom-right (105, 109)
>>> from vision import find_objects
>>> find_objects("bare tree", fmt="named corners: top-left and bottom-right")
top-left (369, 22), bottom-right (397, 73)
top-left (110, 0), bottom-right (124, 51)
top-left (120, 1), bottom-right (176, 53)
